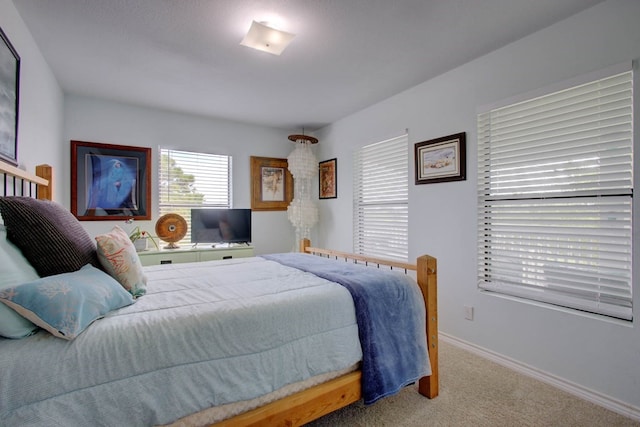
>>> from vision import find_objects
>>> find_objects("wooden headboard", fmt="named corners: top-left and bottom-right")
top-left (0, 163), bottom-right (53, 201)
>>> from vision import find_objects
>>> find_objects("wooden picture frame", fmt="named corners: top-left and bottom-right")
top-left (0, 26), bottom-right (20, 166)
top-left (71, 140), bottom-right (152, 220)
top-left (415, 132), bottom-right (466, 184)
top-left (319, 158), bottom-right (337, 199)
top-left (250, 156), bottom-right (293, 211)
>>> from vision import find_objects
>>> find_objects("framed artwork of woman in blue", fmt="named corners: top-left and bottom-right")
top-left (71, 140), bottom-right (151, 220)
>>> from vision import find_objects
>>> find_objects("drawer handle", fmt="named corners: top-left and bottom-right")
top-left (160, 260), bottom-right (172, 264)
top-left (222, 256), bottom-right (232, 260)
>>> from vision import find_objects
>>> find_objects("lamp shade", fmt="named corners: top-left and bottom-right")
top-left (287, 141), bottom-right (317, 180)
top-left (286, 135), bottom-right (318, 245)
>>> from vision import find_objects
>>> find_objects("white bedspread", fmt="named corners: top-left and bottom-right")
top-left (0, 257), bottom-right (362, 426)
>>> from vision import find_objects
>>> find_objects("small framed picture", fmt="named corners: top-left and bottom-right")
top-left (319, 158), bottom-right (337, 199)
top-left (415, 132), bottom-right (466, 184)
top-left (250, 156), bottom-right (293, 211)
top-left (71, 140), bottom-right (152, 220)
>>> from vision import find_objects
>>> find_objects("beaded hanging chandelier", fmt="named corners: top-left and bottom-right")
top-left (286, 134), bottom-right (319, 246)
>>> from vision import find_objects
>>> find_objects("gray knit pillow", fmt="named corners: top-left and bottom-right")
top-left (0, 197), bottom-right (101, 277)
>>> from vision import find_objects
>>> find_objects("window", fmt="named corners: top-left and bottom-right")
top-left (353, 134), bottom-right (409, 262)
top-left (477, 66), bottom-right (633, 320)
top-left (158, 148), bottom-right (232, 244)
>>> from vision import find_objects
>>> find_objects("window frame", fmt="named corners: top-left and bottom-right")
top-left (353, 134), bottom-right (409, 262)
top-left (476, 63), bottom-right (634, 321)
top-left (158, 148), bottom-right (232, 244)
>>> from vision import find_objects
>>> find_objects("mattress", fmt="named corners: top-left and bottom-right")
top-left (0, 257), bottom-right (362, 426)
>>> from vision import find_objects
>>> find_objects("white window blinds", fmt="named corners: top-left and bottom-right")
top-left (477, 68), bottom-right (633, 320)
top-left (353, 134), bottom-right (409, 262)
top-left (159, 148), bottom-right (231, 243)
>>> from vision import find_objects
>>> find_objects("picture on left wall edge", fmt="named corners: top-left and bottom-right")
top-left (0, 26), bottom-right (20, 166)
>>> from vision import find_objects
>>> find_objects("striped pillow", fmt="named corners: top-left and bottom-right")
top-left (0, 197), bottom-right (101, 277)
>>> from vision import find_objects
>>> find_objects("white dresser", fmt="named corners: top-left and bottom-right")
top-left (137, 245), bottom-right (255, 266)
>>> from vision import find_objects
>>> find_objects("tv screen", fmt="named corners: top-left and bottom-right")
top-left (190, 208), bottom-right (252, 244)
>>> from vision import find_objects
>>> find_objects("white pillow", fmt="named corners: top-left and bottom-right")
top-left (95, 226), bottom-right (147, 298)
top-left (0, 225), bottom-right (40, 338)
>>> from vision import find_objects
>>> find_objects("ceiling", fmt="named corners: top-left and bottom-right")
top-left (13, 0), bottom-right (605, 131)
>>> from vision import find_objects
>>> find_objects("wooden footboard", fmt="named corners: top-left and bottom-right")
top-left (215, 240), bottom-right (438, 426)
top-left (300, 238), bottom-right (438, 399)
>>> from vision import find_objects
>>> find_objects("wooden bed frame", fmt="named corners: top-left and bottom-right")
top-left (0, 162), bottom-right (52, 200)
top-left (1, 163), bottom-right (438, 427)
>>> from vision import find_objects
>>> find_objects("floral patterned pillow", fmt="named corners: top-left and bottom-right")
top-left (0, 264), bottom-right (134, 340)
top-left (95, 226), bottom-right (147, 297)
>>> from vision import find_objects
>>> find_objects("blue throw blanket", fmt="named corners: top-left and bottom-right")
top-left (262, 253), bottom-right (431, 404)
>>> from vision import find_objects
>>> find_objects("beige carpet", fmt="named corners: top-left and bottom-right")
top-left (307, 340), bottom-right (639, 426)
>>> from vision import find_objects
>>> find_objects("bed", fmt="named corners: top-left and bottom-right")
top-left (0, 163), bottom-right (438, 426)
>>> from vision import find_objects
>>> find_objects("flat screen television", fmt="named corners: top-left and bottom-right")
top-left (190, 208), bottom-right (252, 244)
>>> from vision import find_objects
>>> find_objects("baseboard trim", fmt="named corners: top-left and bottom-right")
top-left (439, 333), bottom-right (640, 422)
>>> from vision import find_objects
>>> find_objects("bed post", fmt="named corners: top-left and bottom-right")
top-left (300, 238), bottom-right (311, 253)
top-left (35, 164), bottom-right (53, 200)
top-left (417, 254), bottom-right (438, 398)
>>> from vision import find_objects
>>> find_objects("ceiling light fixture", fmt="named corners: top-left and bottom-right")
top-left (240, 20), bottom-right (295, 56)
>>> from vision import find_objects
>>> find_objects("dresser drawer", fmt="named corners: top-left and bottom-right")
top-left (199, 248), bottom-right (254, 262)
top-left (138, 251), bottom-right (198, 266)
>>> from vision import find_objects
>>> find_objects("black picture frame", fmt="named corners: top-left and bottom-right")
top-left (319, 158), bottom-right (337, 199)
top-left (71, 140), bottom-right (152, 220)
top-left (0, 26), bottom-right (20, 166)
top-left (415, 132), bottom-right (466, 184)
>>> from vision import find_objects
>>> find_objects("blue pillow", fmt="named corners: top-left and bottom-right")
top-left (0, 225), bottom-right (40, 338)
top-left (0, 264), bottom-right (135, 340)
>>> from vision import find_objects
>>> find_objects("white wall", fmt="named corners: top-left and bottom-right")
top-left (63, 95), bottom-right (297, 255)
top-left (316, 0), bottom-right (640, 414)
top-left (0, 0), bottom-right (63, 193)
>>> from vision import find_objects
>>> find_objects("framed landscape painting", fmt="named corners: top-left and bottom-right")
top-left (415, 132), bottom-right (466, 185)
